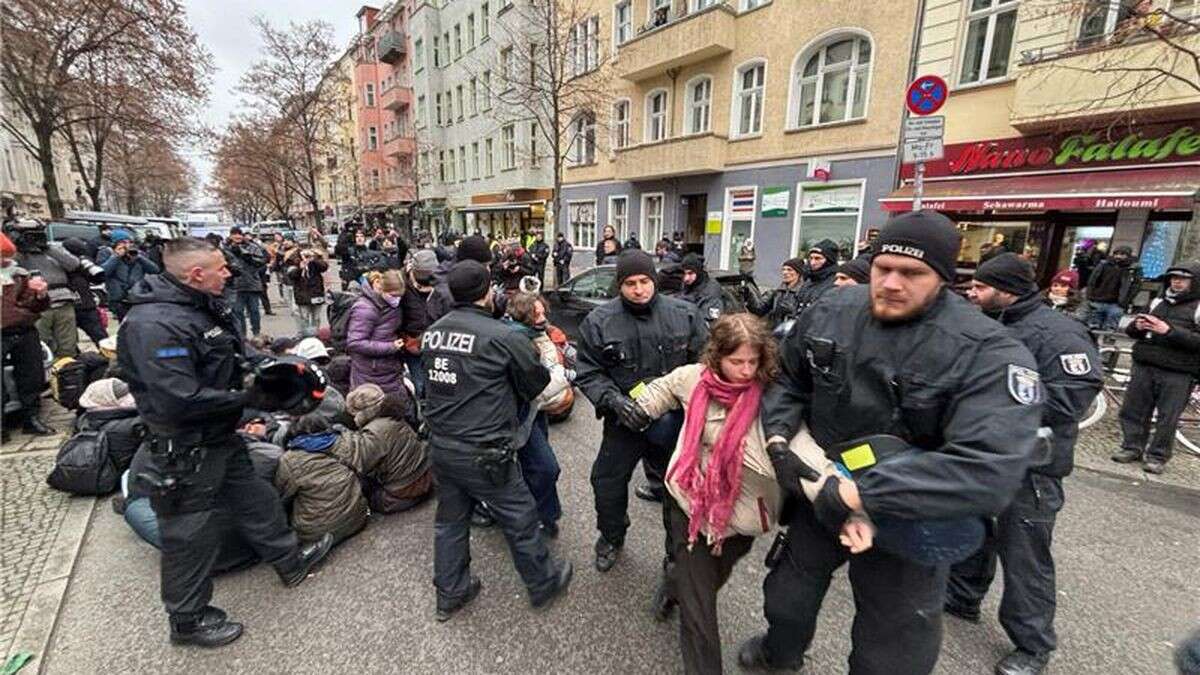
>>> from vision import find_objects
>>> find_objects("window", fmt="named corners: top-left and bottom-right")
top-left (733, 61), bottom-right (765, 137)
top-left (609, 195), bottom-right (629, 241)
top-left (650, 0), bottom-right (670, 24)
top-left (530, 122), bottom-right (540, 167)
top-left (435, 93), bottom-right (444, 125)
top-left (501, 124), bottom-right (516, 169)
top-left (446, 89), bottom-right (454, 125)
top-left (441, 32), bottom-right (451, 65)
top-left (685, 76), bottom-right (712, 134)
top-left (467, 14), bottom-right (476, 50)
top-left (960, 0), bottom-right (1018, 85)
top-left (419, 151), bottom-right (429, 181)
top-left (469, 78), bottom-right (479, 115)
top-left (482, 71), bottom-right (493, 110)
top-left (1171, 0), bottom-right (1197, 18)
top-left (481, 2), bottom-right (490, 39)
top-left (438, 151), bottom-right (446, 181)
top-left (459, 146), bottom-right (467, 182)
top-left (371, 169), bottom-right (381, 190)
top-left (641, 193), bottom-right (664, 245)
top-left (1077, 0), bottom-right (1139, 47)
top-left (454, 24), bottom-right (462, 59)
top-left (500, 47), bottom-right (513, 84)
top-left (4, 148), bottom-right (15, 181)
top-left (570, 112), bottom-right (596, 165)
top-left (368, 126), bottom-right (378, 150)
top-left (365, 83), bottom-right (376, 107)
top-left (447, 148), bottom-right (456, 181)
top-left (414, 37), bottom-right (425, 71)
top-left (433, 36), bottom-right (441, 67)
top-left (472, 141), bottom-right (481, 179)
top-left (742, 0), bottom-right (765, 9)
top-left (612, 99), bottom-right (630, 148)
top-left (569, 201), bottom-right (597, 250)
top-left (529, 43), bottom-right (539, 87)
top-left (456, 85), bottom-right (465, 119)
top-left (571, 16), bottom-right (601, 75)
top-left (791, 35), bottom-right (872, 128)
top-left (645, 89), bottom-right (668, 142)
top-left (417, 95), bottom-right (427, 126)
top-left (614, 1), bottom-right (632, 45)
top-left (485, 138), bottom-right (495, 175)
top-left (791, 182), bottom-right (862, 262)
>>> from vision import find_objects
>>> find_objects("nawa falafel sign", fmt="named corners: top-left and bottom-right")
top-left (900, 121), bottom-right (1200, 179)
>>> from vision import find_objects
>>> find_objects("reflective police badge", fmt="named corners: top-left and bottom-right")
top-left (707, 307), bottom-right (721, 321)
top-left (1007, 365), bottom-right (1042, 405)
top-left (1059, 353), bottom-right (1092, 376)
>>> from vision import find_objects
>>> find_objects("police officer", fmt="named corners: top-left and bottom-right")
top-left (678, 253), bottom-right (723, 325)
top-left (794, 238), bottom-right (840, 314)
top-left (117, 238), bottom-right (334, 648)
top-left (945, 253), bottom-right (1102, 675)
top-left (575, 249), bottom-right (708, 573)
top-left (421, 260), bottom-right (573, 621)
top-left (739, 211), bottom-right (1043, 674)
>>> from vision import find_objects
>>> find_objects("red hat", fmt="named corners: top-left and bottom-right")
top-left (1051, 269), bottom-right (1078, 290)
top-left (0, 232), bottom-right (15, 258)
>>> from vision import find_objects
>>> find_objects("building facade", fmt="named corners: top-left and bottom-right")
top-left (559, 0), bottom-right (921, 282)
top-left (409, 0), bottom-right (554, 239)
top-left (1, 95), bottom-right (94, 219)
top-left (885, 0), bottom-right (1200, 284)
top-left (312, 47), bottom-right (366, 228)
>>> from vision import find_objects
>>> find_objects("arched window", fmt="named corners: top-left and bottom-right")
top-left (684, 76), bottom-right (712, 134)
top-left (731, 60), bottom-right (765, 137)
top-left (645, 89), bottom-right (669, 142)
top-left (790, 34), bottom-right (872, 128)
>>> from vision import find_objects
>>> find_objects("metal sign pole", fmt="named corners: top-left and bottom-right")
top-left (913, 161), bottom-right (925, 211)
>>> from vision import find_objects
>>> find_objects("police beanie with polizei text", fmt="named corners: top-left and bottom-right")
top-left (875, 210), bottom-right (961, 281)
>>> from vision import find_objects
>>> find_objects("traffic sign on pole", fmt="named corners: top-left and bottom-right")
top-left (903, 116), bottom-right (945, 163)
top-left (904, 76), bottom-right (949, 210)
top-left (906, 75), bottom-right (948, 116)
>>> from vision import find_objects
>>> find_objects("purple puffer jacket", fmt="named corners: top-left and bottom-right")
top-left (346, 284), bottom-right (405, 395)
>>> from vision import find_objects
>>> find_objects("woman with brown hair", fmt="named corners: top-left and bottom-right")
top-left (633, 313), bottom-right (828, 674)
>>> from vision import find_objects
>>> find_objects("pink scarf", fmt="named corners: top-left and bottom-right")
top-left (666, 367), bottom-right (761, 553)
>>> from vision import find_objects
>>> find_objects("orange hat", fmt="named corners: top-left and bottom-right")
top-left (0, 232), bottom-right (15, 258)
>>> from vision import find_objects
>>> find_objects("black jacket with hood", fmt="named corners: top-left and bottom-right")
top-left (1126, 262), bottom-right (1200, 375)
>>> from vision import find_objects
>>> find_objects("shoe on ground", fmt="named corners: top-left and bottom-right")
top-left (737, 634), bottom-right (804, 672)
top-left (471, 503), bottom-right (495, 528)
top-left (436, 576), bottom-right (482, 622)
top-left (22, 416), bottom-right (54, 436)
top-left (110, 494), bottom-right (128, 516)
top-left (651, 578), bottom-right (677, 622)
top-left (1142, 459), bottom-right (1166, 475)
top-left (1110, 448), bottom-right (1141, 463)
top-left (943, 601), bottom-right (981, 623)
top-left (531, 560), bottom-right (574, 609)
top-left (169, 606), bottom-right (243, 647)
top-left (994, 649), bottom-right (1050, 675)
top-left (540, 521), bottom-right (559, 539)
top-left (594, 536), bottom-right (621, 573)
top-left (635, 484), bottom-right (665, 503)
top-left (277, 533), bottom-right (334, 587)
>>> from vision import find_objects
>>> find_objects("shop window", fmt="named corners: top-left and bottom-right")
top-left (958, 221), bottom-right (1031, 267)
top-left (609, 195), bottom-right (629, 241)
top-left (732, 61), bottom-right (765, 137)
top-left (790, 34), bottom-right (871, 129)
top-left (723, 186), bottom-right (757, 269)
top-left (791, 182), bottom-right (862, 260)
top-left (685, 76), bottom-right (712, 134)
top-left (645, 89), bottom-right (668, 142)
top-left (959, 0), bottom-right (1018, 85)
top-left (570, 201), bottom-right (597, 249)
top-left (641, 193), bottom-right (664, 246)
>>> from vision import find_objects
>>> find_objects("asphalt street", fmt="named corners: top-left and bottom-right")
top-left (37, 295), bottom-right (1200, 674)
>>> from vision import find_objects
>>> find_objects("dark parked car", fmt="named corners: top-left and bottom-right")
top-left (543, 263), bottom-right (760, 342)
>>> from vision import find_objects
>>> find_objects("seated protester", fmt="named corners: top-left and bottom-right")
top-left (343, 385), bottom-right (434, 512)
top-left (1043, 270), bottom-right (1082, 316)
top-left (679, 254), bottom-right (724, 325)
top-left (75, 378), bottom-right (145, 475)
top-left (833, 256), bottom-right (871, 288)
top-left (276, 414), bottom-right (371, 546)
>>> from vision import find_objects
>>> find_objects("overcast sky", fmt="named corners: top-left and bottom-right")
top-left (181, 0), bottom-right (359, 204)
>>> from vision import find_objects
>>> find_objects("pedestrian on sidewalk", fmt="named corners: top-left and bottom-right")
top-left (224, 227), bottom-right (269, 337)
top-left (552, 232), bottom-right (573, 288)
top-left (286, 246), bottom-right (328, 337)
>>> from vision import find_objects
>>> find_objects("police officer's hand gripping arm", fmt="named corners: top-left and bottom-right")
top-left (575, 317), bottom-right (625, 418)
top-left (499, 330), bottom-right (551, 404)
top-left (761, 322), bottom-right (822, 489)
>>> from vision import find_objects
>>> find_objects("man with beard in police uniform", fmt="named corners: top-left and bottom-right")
top-left (949, 253), bottom-right (1102, 675)
top-left (738, 211), bottom-right (1043, 674)
top-left (421, 260), bottom-right (573, 621)
top-left (117, 238), bottom-right (333, 648)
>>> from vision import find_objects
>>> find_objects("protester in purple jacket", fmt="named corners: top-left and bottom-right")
top-left (346, 270), bottom-right (407, 397)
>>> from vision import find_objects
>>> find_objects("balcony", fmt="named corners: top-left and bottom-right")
top-left (380, 84), bottom-right (411, 111)
top-left (615, 3), bottom-right (736, 82)
top-left (377, 31), bottom-right (406, 64)
top-left (383, 134), bottom-right (416, 159)
top-left (613, 132), bottom-right (726, 181)
top-left (1011, 24), bottom-right (1200, 130)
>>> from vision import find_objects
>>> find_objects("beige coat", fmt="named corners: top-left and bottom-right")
top-left (637, 364), bottom-right (834, 540)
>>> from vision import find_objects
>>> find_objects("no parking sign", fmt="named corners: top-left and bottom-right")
top-left (906, 75), bottom-right (948, 116)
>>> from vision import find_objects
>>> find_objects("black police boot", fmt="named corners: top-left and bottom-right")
top-left (650, 575), bottom-right (676, 622)
top-left (737, 634), bottom-right (804, 672)
top-left (635, 484), bottom-right (665, 503)
top-left (1110, 448), bottom-right (1141, 463)
top-left (994, 649), bottom-right (1050, 675)
top-left (436, 576), bottom-right (482, 622)
top-left (21, 414), bottom-right (54, 436)
top-left (594, 536), bottom-right (621, 573)
top-left (169, 607), bottom-right (243, 647)
top-left (530, 560), bottom-right (573, 609)
top-left (276, 533), bottom-right (334, 588)
top-left (943, 601), bottom-right (981, 623)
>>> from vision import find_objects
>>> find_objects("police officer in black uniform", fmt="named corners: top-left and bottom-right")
top-left (116, 238), bottom-right (333, 648)
top-left (421, 260), bottom-right (573, 621)
top-left (738, 212), bottom-right (1043, 674)
top-left (793, 238), bottom-right (840, 314)
top-left (678, 253), bottom-right (724, 325)
top-left (947, 253), bottom-right (1102, 675)
top-left (575, 249), bottom-right (708, 573)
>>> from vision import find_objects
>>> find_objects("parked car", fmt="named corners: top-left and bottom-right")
top-left (543, 263), bottom-right (760, 342)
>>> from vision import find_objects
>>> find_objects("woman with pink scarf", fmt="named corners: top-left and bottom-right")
top-left (634, 313), bottom-right (824, 674)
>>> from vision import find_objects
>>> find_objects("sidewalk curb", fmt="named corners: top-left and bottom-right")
top-left (7, 494), bottom-right (95, 675)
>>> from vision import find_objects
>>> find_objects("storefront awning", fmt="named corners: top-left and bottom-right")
top-left (881, 166), bottom-right (1200, 213)
top-left (459, 200), bottom-right (545, 213)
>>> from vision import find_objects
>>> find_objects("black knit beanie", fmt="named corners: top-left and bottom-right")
top-left (809, 239), bottom-right (840, 266)
top-left (875, 210), bottom-right (961, 281)
top-left (974, 252), bottom-right (1036, 297)
top-left (456, 235), bottom-right (492, 264)
top-left (615, 249), bottom-right (657, 285)
top-left (681, 253), bottom-right (704, 273)
top-left (448, 260), bottom-right (491, 303)
top-left (838, 256), bottom-right (871, 284)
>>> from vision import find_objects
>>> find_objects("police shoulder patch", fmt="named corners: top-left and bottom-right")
top-left (1007, 364), bottom-right (1042, 405)
top-left (1059, 353), bottom-right (1092, 376)
top-left (155, 346), bottom-right (189, 359)
top-left (707, 306), bottom-right (721, 320)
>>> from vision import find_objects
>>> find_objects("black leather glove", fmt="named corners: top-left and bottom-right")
top-left (614, 395), bottom-right (653, 431)
top-left (813, 476), bottom-right (853, 533)
top-left (242, 373), bottom-right (274, 412)
top-left (766, 440), bottom-right (821, 494)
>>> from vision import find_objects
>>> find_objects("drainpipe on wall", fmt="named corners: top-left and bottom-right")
top-left (891, 0), bottom-right (929, 196)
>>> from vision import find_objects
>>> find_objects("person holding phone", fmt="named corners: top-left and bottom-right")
top-left (102, 229), bottom-right (160, 321)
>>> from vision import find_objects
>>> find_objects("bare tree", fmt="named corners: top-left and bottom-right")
top-left (105, 126), bottom-right (196, 215)
top-left (210, 116), bottom-right (297, 221)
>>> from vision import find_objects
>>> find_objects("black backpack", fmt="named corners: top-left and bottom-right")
top-left (46, 430), bottom-right (121, 495)
top-left (326, 291), bottom-right (359, 352)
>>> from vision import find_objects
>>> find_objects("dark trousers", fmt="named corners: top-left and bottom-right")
top-left (665, 499), bottom-right (753, 675)
top-left (590, 415), bottom-right (677, 548)
top-left (74, 307), bottom-right (107, 345)
top-left (232, 291), bottom-right (263, 336)
top-left (554, 264), bottom-right (569, 287)
top-left (518, 413), bottom-right (562, 527)
top-left (535, 263), bottom-right (546, 289)
top-left (1, 327), bottom-right (46, 413)
top-left (431, 442), bottom-right (556, 606)
top-left (947, 474), bottom-right (1063, 655)
top-left (1119, 363), bottom-right (1194, 462)
top-left (762, 499), bottom-right (948, 675)
top-left (150, 437), bottom-right (297, 618)
top-left (260, 285), bottom-right (273, 313)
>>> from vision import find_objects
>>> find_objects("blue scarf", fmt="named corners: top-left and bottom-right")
top-left (287, 431), bottom-right (339, 453)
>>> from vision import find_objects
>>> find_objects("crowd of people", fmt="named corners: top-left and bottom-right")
top-left (2, 208), bottom-right (1198, 674)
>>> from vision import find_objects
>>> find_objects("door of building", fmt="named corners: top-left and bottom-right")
top-left (684, 194), bottom-right (707, 245)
